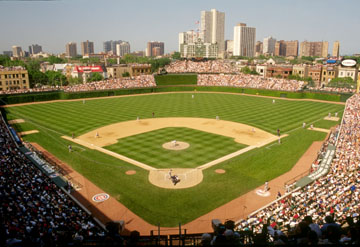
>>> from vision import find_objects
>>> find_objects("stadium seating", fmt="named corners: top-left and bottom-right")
top-left (0, 116), bottom-right (107, 246)
top-left (235, 94), bottom-right (360, 245)
top-left (1, 59), bottom-right (359, 245)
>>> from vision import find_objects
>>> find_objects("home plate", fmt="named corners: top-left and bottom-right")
top-left (256, 189), bottom-right (271, 197)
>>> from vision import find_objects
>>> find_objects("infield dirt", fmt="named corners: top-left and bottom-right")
top-left (63, 117), bottom-right (286, 189)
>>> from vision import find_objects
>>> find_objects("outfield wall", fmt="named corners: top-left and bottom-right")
top-left (0, 86), bottom-right (352, 105)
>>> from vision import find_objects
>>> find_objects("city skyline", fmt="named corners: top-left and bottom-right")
top-left (0, 0), bottom-right (359, 56)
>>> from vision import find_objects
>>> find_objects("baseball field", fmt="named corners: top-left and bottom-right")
top-left (5, 92), bottom-right (344, 226)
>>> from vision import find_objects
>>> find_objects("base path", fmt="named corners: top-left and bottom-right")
top-left (18, 130), bottom-right (39, 136)
top-left (324, 116), bottom-right (340, 121)
top-left (308, 127), bottom-right (330, 133)
top-left (76, 117), bottom-right (275, 147)
top-left (8, 119), bottom-right (25, 124)
top-left (30, 140), bottom-right (324, 235)
top-left (63, 117), bottom-right (282, 189)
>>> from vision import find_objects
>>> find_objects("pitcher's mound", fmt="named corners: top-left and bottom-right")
top-left (162, 141), bottom-right (190, 150)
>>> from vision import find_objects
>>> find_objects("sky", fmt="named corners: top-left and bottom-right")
top-left (0, 0), bottom-right (359, 56)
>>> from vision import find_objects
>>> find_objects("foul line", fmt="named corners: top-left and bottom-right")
top-left (62, 136), bottom-right (156, 171)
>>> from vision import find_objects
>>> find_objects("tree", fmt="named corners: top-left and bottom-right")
top-left (25, 60), bottom-right (41, 72)
top-left (241, 66), bottom-right (259, 75)
top-left (68, 77), bottom-right (83, 85)
top-left (343, 56), bottom-right (360, 65)
top-left (0, 55), bottom-right (11, 66)
top-left (328, 77), bottom-right (355, 88)
top-left (301, 56), bottom-right (317, 62)
top-left (288, 74), bottom-right (314, 86)
top-left (80, 57), bottom-right (101, 65)
top-left (171, 52), bottom-right (181, 60)
top-left (88, 72), bottom-right (103, 82)
top-left (28, 70), bottom-right (48, 87)
top-left (0, 55), bottom-right (26, 67)
top-left (122, 72), bottom-right (130, 77)
top-left (45, 71), bottom-right (67, 86)
top-left (107, 58), bottom-right (117, 65)
top-left (43, 56), bottom-right (65, 65)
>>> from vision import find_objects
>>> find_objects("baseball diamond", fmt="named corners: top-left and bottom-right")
top-left (5, 92), bottom-right (344, 228)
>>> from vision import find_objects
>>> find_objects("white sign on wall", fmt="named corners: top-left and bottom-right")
top-left (341, 59), bottom-right (357, 67)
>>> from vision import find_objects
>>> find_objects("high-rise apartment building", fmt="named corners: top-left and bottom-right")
top-left (233, 23), bottom-right (256, 57)
top-left (285, 40), bottom-right (299, 57)
top-left (332, 41), bottom-right (340, 58)
top-left (103, 40), bottom-right (122, 54)
top-left (3, 51), bottom-right (13, 57)
top-left (274, 40), bottom-right (298, 57)
top-left (65, 42), bottom-right (77, 58)
top-left (225, 40), bottom-right (234, 54)
top-left (180, 42), bottom-right (218, 59)
top-left (255, 41), bottom-right (263, 56)
top-left (263, 36), bottom-right (276, 55)
top-left (178, 31), bottom-right (198, 51)
top-left (81, 40), bottom-right (94, 56)
top-left (146, 42), bottom-right (164, 57)
top-left (28, 44), bottom-right (42, 55)
top-left (200, 9), bottom-right (225, 57)
top-left (274, 41), bottom-right (286, 56)
top-left (299, 41), bottom-right (328, 57)
top-left (152, 47), bottom-right (162, 57)
top-left (12, 46), bottom-right (22, 57)
top-left (116, 42), bottom-right (131, 57)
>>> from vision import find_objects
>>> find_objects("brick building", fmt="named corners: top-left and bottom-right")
top-left (0, 66), bottom-right (30, 91)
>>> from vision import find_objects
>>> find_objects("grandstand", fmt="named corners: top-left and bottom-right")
top-left (1, 60), bottom-right (359, 246)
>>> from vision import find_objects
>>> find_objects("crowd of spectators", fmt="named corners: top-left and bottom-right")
top-left (198, 74), bottom-right (305, 92)
top-left (0, 65), bottom-right (26, 72)
top-left (165, 60), bottom-right (238, 74)
top-left (0, 87), bottom-right (60, 95)
top-left (63, 75), bottom-right (156, 92)
top-left (234, 94), bottom-right (360, 245)
top-left (0, 117), bottom-right (107, 246)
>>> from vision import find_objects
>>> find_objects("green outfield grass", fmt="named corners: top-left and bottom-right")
top-left (105, 127), bottom-right (247, 169)
top-left (5, 92), bottom-right (344, 226)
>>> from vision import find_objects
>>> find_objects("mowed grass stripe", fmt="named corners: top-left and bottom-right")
top-left (105, 127), bottom-right (247, 169)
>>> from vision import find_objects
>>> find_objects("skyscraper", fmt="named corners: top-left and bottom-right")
top-left (65, 42), bottom-right (77, 58)
top-left (12, 46), bottom-right (22, 57)
top-left (116, 42), bottom-right (131, 57)
top-left (274, 40), bottom-right (298, 57)
top-left (284, 40), bottom-right (299, 57)
top-left (3, 51), bottom-right (13, 57)
top-left (200, 9), bottom-right (225, 57)
top-left (81, 40), bottom-right (94, 56)
top-left (28, 44), bottom-right (42, 55)
top-left (255, 41), bottom-right (263, 56)
top-left (233, 23), bottom-right (256, 57)
top-left (299, 41), bottom-right (328, 57)
top-left (146, 42), bottom-right (164, 57)
top-left (178, 31), bottom-right (197, 51)
top-left (103, 40), bottom-right (122, 54)
top-left (263, 36), bottom-right (276, 55)
top-left (225, 40), bottom-right (234, 54)
top-left (332, 41), bottom-right (340, 58)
